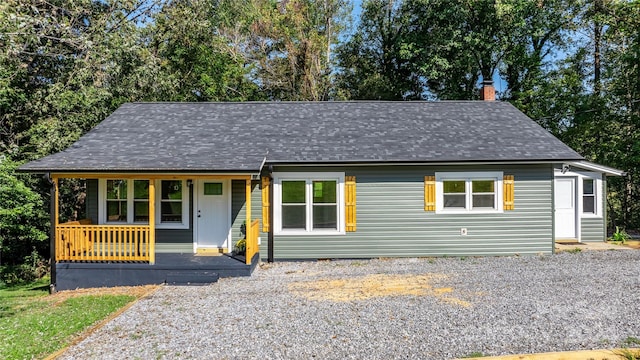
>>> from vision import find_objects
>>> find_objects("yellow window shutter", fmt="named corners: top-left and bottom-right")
top-left (345, 176), bottom-right (357, 232)
top-left (261, 177), bottom-right (271, 232)
top-left (424, 175), bottom-right (435, 211)
top-left (503, 175), bottom-right (515, 210)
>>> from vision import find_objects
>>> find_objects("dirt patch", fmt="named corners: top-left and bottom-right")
top-left (623, 240), bottom-right (640, 249)
top-left (288, 273), bottom-right (473, 307)
top-left (50, 285), bottom-right (159, 305)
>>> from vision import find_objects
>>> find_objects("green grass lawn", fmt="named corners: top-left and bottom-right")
top-left (0, 279), bottom-right (137, 360)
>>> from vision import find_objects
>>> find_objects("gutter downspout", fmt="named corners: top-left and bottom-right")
top-left (268, 165), bottom-right (274, 263)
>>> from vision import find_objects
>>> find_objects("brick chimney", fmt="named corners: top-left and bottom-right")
top-left (481, 80), bottom-right (495, 101)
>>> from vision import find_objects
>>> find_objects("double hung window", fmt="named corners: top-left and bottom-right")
top-left (274, 173), bottom-right (344, 234)
top-left (104, 179), bottom-right (149, 223)
top-left (99, 179), bottom-right (188, 228)
top-left (436, 172), bottom-right (503, 213)
top-left (582, 178), bottom-right (596, 215)
top-left (160, 180), bottom-right (183, 223)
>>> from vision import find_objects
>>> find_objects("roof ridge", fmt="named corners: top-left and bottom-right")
top-left (125, 100), bottom-right (506, 105)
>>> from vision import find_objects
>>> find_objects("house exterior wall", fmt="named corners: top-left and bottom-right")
top-left (580, 174), bottom-right (607, 242)
top-left (251, 164), bottom-right (555, 259)
top-left (553, 166), bottom-right (607, 243)
top-left (230, 180), bottom-right (260, 251)
top-left (84, 163), bottom-right (612, 257)
top-left (85, 179), bottom-right (194, 253)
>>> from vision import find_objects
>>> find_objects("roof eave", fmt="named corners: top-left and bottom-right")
top-left (568, 160), bottom-right (627, 176)
top-left (265, 158), bottom-right (585, 167)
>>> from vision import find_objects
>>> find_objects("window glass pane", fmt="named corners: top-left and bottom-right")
top-left (443, 180), bottom-right (465, 193)
top-left (161, 202), bottom-right (182, 222)
top-left (583, 196), bottom-right (595, 213)
top-left (204, 183), bottom-right (223, 195)
top-left (473, 194), bottom-right (495, 208)
top-left (443, 194), bottom-right (465, 208)
top-left (583, 179), bottom-right (594, 195)
top-left (134, 201), bottom-right (149, 222)
top-left (282, 205), bottom-right (306, 229)
top-left (282, 181), bottom-right (305, 203)
top-left (162, 181), bottom-right (182, 200)
top-left (107, 180), bottom-right (127, 200)
top-left (107, 201), bottom-right (127, 221)
top-left (313, 205), bottom-right (337, 229)
top-left (472, 180), bottom-right (494, 193)
top-left (134, 180), bottom-right (149, 199)
top-left (313, 181), bottom-right (336, 203)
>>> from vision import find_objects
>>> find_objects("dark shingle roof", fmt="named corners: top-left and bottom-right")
top-left (20, 101), bottom-right (583, 173)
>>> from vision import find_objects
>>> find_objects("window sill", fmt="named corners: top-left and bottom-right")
top-left (581, 214), bottom-right (602, 219)
top-left (155, 223), bottom-right (189, 230)
top-left (436, 209), bottom-right (504, 215)
top-left (275, 230), bottom-right (346, 236)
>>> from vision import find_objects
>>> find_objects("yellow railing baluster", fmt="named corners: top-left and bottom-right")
top-left (55, 224), bottom-right (152, 262)
top-left (246, 219), bottom-right (260, 265)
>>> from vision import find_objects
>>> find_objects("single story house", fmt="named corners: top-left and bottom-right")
top-left (19, 85), bottom-right (625, 289)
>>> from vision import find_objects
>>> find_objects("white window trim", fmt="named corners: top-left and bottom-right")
top-left (98, 179), bottom-right (149, 224)
top-left (435, 171), bottom-right (504, 214)
top-left (155, 179), bottom-right (190, 229)
top-left (273, 172), bottom-right (345, 235)
top-left (98, 179), bottom-right (190, 229)
top-left (555, 169), bottom-right (602, 219)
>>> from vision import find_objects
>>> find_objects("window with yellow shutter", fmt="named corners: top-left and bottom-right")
top-left (261, 177), bottom-right (271, 232)
top-left (345, 176), bottom-right (356, 231)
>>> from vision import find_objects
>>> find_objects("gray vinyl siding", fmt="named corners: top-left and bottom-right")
top-left (262, 164), bottom-right (554, 259)
top-left (581, 218), bottom-right (605, 242)
top-left (231, 180), bottom-right (260, 249)
top-left (580, 174), bottom-right (606, 243)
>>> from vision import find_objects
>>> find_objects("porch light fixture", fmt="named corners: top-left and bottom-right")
top-left (186, 179), bottom-right (193, 187)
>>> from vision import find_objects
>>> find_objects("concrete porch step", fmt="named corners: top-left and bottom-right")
top-left (165, 271), bottom-right (220, 285)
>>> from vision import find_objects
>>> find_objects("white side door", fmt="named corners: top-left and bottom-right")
top-left (196, 180), bottom-right (231, 250)
top-left (554, 177), bottom-right (577, 239)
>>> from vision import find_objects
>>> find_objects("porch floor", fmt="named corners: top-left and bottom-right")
top-left (55, 253), bottom-right (259, 291)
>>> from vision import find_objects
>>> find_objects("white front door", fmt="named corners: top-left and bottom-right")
top-left (196, 180), bottom-right (231, 250)
top-left (554, 177), bottom-right (577, 239)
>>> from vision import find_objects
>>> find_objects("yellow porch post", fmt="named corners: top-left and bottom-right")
top-left (148, 180), bottom-right (156, 264)
top-left (245, 179), bottom-right (252, 264)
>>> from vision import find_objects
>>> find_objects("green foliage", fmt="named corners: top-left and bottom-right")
top-left (234, 239), bottom-right (247, 255)
top-left (624, 337), bottom-right (640, 346)
top-left (0, 250), bottom-right (48, 287)
top-left (0, 283), bottom-right (135, 360)
top-left (335, 0), bottom-right (422, 100)
top-left (462, 352), bottom-right (486, 358)
top-left (0, 158), bottom-right (48, 268)
top-left (610, 226), bottom-right (630, 244)
top-left (617, 349), bottom-right (640, 360)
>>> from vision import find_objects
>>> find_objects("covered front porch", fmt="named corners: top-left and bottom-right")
top-left (55, 252), bottom-right (260, 290)
top-left (50, 173), bottom-right (261, 289)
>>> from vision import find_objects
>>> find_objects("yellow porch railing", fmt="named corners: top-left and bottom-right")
top-left (245, 219), bottom-right (260, 265)
top-left (56, 224), bottom-right (153, 262)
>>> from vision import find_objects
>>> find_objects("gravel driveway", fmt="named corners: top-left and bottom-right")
top-left (59, 250), bottom-right (640, 360)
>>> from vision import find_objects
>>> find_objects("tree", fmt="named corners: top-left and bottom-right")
top-left (144, 0), bottom-right (263, 102)
top-left (0, 158), bottom-right (48, 267)
top-left (335, 0), bottom-right (422, 100)
top-left (242, 0), bottom-right (350, 100)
